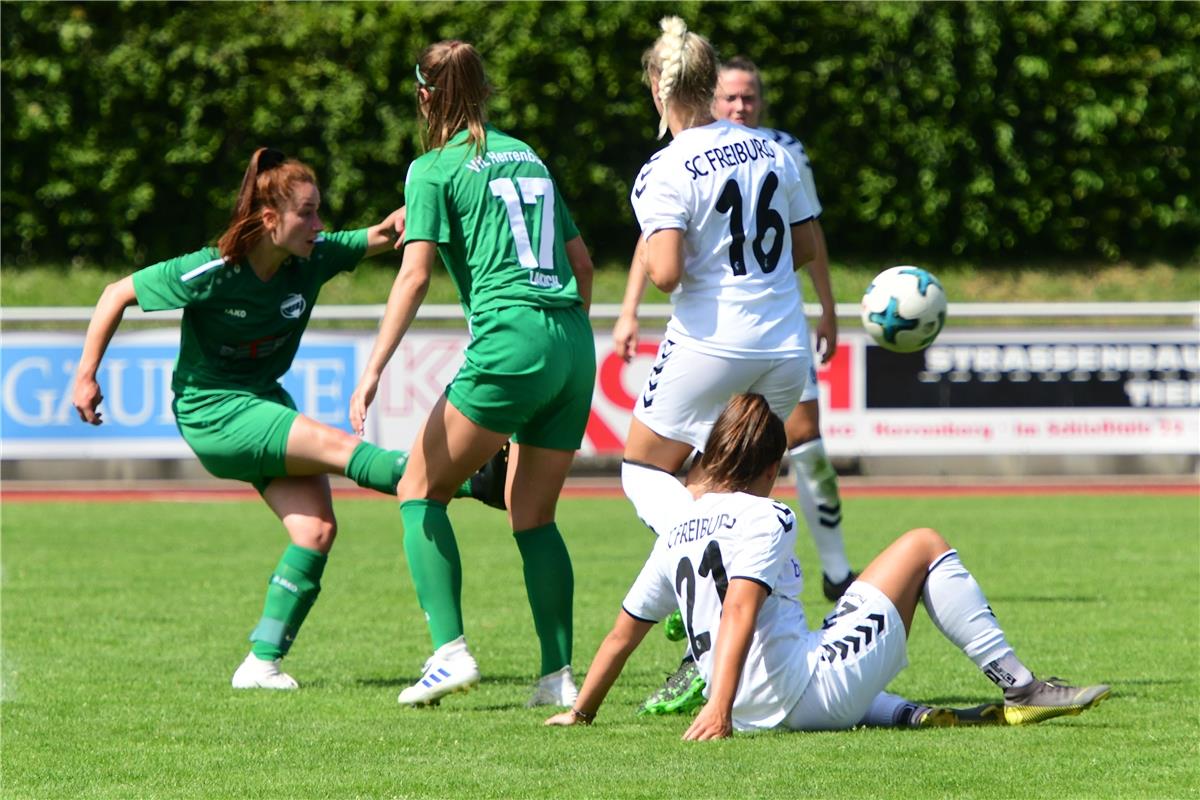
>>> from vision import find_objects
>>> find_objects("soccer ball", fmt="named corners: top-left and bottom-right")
top-left (860, 266), bottom-right (947, 353)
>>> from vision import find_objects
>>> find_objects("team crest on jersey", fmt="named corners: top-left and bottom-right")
top-left (280, 293), bottom-right (306, 319)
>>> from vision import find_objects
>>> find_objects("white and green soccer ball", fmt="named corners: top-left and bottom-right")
top-left (860, 266), bottom-right (947, 353)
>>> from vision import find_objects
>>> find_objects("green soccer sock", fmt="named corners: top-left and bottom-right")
top-left (514, 523), bottom-right (574, 675)
top-left (345, 441), bottom-right (407, 495)
top-left (400, 499), bottom-right (464, 649)
top-left (249, 544), bottom-right (327, 661)
top-left (345, 441), bottom-right (471, 498)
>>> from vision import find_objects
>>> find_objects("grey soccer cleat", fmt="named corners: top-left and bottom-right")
top-left (1001, 677), bottom-right (1111, 725)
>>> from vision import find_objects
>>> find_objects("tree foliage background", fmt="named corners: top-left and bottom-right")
top-left (2, 0), bottom-right (1196, 268)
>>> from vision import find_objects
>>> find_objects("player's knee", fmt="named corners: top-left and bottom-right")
top-left (785, 406), bottom-right (821, 447)
top-left (903, 527), bottom-right (949, 558)
top-left (291, 516), bottom-right (338, 553)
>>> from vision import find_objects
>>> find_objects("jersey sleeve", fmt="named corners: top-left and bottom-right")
top-left (789, 141), bottom-right (823, 218)
top-left (310, 228), bottom-right (369, 281)
top-left (403, 160), bottom-right (452, 245)
top-left (630, 152), bottom-right (689, 238)
top-left (131, 248), bottom-right (225, 312)
top-left (621, 540), bottom-right (676, 623)
top-left (725, 499), bottom-right (798, 594)
top-left (779, 149), bottom-right (817, 227)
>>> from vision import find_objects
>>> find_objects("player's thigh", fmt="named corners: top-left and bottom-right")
top-left (262, 474), bottom-right (338, 553)
top-left (507, 443), bottom-right (576, 531)
top-left (623, 416), bottom-right (695, 473)
top-left (783, 582), bottom-right (909, 731)
top-left (632, 343), bottom-right (768, 452)
top-left (512, 305), bottom-right (596, 452)
top-left (284, 414), bottom-right (362, 476)
top-left (746, 353), bottom-right (810, 423)
top-left (785, 399), bottom-right (822, 446)
top-left (173, 388), bottom-right (297, 492)
top-left (398, 394), bottom-right (509, 503)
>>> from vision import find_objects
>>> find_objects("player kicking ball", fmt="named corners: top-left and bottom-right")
top-left (546, 394), bottom-right (1109, 737)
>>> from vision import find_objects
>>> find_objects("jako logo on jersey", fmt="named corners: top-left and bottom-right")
top-left (280, 294), bottom-right (306, 319)
top-left (224, 308), bottom-right (247, 318)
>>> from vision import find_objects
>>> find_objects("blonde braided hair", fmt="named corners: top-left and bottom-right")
top-left (642, 17), bottom-right (719, 139)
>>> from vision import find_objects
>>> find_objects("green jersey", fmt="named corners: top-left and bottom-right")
top-left (132, 229), bottom-right (368, 394)
top-left (404, 124), bottom-right (582, 317)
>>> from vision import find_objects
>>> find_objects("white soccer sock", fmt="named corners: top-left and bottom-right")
top-left (922, 550), bottom-right (1034, 690)
top-left (788, 439), bottom-right (852, 582)
top-left (859, 691), bottom-right (930, 728)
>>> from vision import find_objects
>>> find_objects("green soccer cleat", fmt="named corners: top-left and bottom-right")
top-left (915, 703), bottom-right (1006, 727)
top-left (637, 658), bottom-right (706, 716)
top-left (1001, 677), bottom-right (1111, 725)
top-left (663, 609), bottom-right (686, 642)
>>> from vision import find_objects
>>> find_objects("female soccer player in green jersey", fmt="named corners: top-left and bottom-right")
top-left (71, 147), bottom-right (503, 690)
top-left (349, 40), bottom-right (596, 709)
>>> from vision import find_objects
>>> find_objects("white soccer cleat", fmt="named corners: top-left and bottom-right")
top-left (231, 652), bottom-right (299, 690)
top-left (526, 665), bottom-right (579, 708)
top-left (398, 636), bottom-right (481, 706)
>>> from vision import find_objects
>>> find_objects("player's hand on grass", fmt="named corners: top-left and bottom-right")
top-left (349, 374), bottom-right (380, 436)
top-left (544, 710), bottom-right (584, 727)
top-left (814, 311), bottom-right (838, 364)
top-left (682, 704), bottom-right (732, 741)
top-left (612, 314), bottom-right (640, 362)
top-left (73, 377), bottom-right (105, 425)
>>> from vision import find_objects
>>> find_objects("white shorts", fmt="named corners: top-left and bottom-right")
top-left (633, 338), bottom-right (810, 452)
top-left (782, 581), bottom-right (909, 731)
top-left (799, 361), bottom-right (820, 404)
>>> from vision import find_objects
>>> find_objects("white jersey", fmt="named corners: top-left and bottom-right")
top-left (630, 120), bottom-right (815, 359)
top-left (759, 128), bottom-right (822, 218)
top-left (621, 466), bottom-right (821, 731)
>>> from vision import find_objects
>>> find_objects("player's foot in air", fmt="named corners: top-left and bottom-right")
top-left (231, 652), bottom-right (299, 690)
top-left (915, 703), bottom-right (1006, 727)
top-left (823, 571), bottom-right (858, 602)
top-left (1000, 677), bottom-right (1111, 725)
top-left (470, 442), bottom-right (509, 510)
top-left (662, 608), bottom-right (686, 641)
top-left (398, 636), bottom-right (481, 706)
top-left (526, 665), bottom-right (579, 708)
top-left (638, 656), bottom-right (706, 716)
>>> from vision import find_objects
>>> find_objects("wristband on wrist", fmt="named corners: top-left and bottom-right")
top-left (570, 707), bottom-right (595, 725)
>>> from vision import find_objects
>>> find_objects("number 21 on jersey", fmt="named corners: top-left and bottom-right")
top-left (489, 177), bottom-right (556, 270)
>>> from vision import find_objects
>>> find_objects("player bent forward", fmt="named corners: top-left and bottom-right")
top-left (547, 394), bottom-right (1109, 737)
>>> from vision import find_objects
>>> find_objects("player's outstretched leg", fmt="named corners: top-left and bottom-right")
top-left (787, 436), bottom-right (855, 600)
top-left (345, 440), bottom-right (507, 508)
top-left (919, 543), bottom-right (1110, 725)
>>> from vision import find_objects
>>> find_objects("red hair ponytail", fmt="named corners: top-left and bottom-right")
top-left (217, 147), bottom-right (317, 264)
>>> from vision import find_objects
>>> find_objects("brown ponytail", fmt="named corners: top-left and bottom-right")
top-left (217, 147), bottom-right (317, 265)
top-left (416, 40), bottom-right (491, 154)
top-left (699, 393), bottom-right (786, 493)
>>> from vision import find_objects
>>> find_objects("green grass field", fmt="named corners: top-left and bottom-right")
top-left (3, 492), bottom-right (1198, 799)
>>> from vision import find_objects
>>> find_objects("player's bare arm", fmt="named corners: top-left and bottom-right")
top-left (643, 228), bottom-right (685, 293)
top-left (803, 220), bottom-right (838, 363)
top-left (682, 578), bottom-right (766, 741)
top-left (364, 206), bottom-right (406, 257)
top-left (544, 610), bottom-right (654, 727)
top-left (72, 275), bottom-right (139, 425)
top-left (349, 240), bottom-right (436, 435)
top-left (612, 235), bottom-right (650, 362)
top-left (790, 219), bottom-right (818, 272)
top-left (564, 235), bottom-right (594, 313)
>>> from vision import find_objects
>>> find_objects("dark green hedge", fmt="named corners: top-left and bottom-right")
top-left (2, 1), bottom-right (1196, 268)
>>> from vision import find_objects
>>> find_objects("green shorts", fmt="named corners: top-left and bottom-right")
top-left (448, 304), bottom-right (595, 451)
top-left (172, 385), bottom-right (298, 493)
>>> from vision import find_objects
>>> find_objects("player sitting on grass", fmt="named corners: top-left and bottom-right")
top-left (547, 393), bottom-right (1109, 737)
